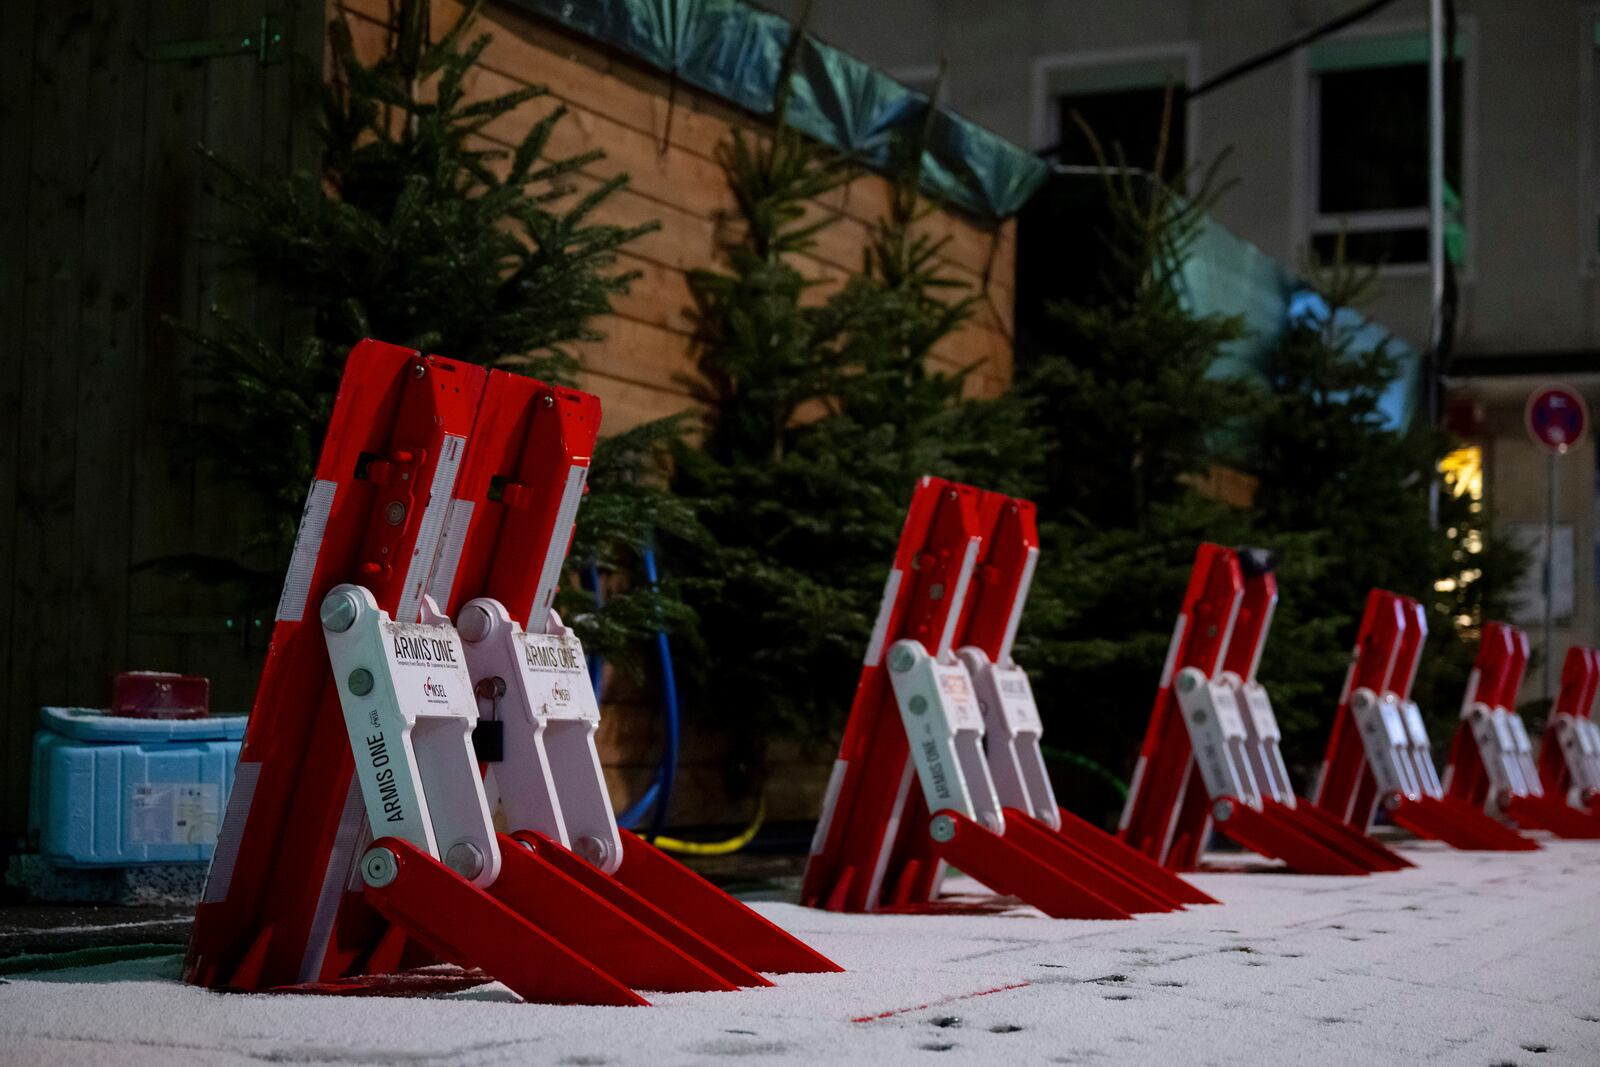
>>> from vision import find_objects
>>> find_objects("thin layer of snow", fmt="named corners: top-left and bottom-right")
top-left (2, 838), bottom-right (1597, 1066)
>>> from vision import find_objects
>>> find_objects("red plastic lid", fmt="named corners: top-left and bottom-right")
top-left (111, 671), bottom-right (210, 719)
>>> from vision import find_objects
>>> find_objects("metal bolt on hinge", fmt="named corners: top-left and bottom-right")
top-left (320, 589), bottom-right (361, 633)
top-left (574, 835), bottom-right (611, 869)
top-left (361, 846), bottom-right (399, 888)
top-left (445, 841), bottom-right (485, 879)
top-left (928, 814), bottom-right (957, 843)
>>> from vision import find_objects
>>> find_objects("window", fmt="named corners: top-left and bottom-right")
top-left (1056, 86), bottom-right (1186, 180)
top-left (1034, 48), bottom-right (1194, 180)
top-left (1309, 34), bottom-right (1463, 266)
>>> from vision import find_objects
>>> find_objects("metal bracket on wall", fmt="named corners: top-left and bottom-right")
top-left (144, 15), bottom-right (284, 65)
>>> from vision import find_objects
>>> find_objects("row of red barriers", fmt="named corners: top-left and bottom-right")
top-left (808, 486), bottom-right (1600, 916)
top-left (191, 386), bottom-right (1599, 998)
top-left (1312, 591), bottom-right (1537, 850)
top-left (1444, 626), bottom-right (1600, 838)
top-left (802, 478), bottom-right (1215, 919)
top-left (186, 341), bottom-right (837, 1005)
top-left (1118, 545), bottom-right (1411, 875)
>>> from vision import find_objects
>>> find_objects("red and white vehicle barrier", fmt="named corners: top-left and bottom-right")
top-left (802, 478), bottom-right (1214, 919)
top-left (1120, 545), bottom-right (1411, 876)
top-left (185, 340), bottom-right (838, 1006)
top-left (1312, 590), bottom-right (1536, 851)
top-left (1537, 646), bottom-right (1600, 817)
top-left (1443, 625), bottom-right (1600, 839)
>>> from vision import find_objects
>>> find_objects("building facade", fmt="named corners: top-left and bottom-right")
top-left (770, 0), bottom-right (1600, 700)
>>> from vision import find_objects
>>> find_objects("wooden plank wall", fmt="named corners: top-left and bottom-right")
top-left (335, 0), bottom-right (1021, 821)
top-left (0, 0), bottom-right (1020, 836)
top-left (0, 0), bottom-right (326, 838)
top-left (339, 0), bottom-right (1018, 433)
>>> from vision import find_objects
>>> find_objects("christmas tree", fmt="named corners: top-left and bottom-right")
top-left (176, 0), bottom-right (693, 661)
top-left (1246, 247), bottom-right (1525, 760)
top-left (669, 97), bottom-right (1044, 785)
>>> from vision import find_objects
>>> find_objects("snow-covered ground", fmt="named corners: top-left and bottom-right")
top-left (3, 838), bottom-right (1597, 1066)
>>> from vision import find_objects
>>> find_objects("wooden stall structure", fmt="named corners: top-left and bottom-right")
top-left (0, 0), bottom-right (1023, 836)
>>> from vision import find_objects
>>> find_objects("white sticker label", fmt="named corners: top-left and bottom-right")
top-left (934, 662), bottom-right (983, 730)
top-left (515, 630), bottom-right (598, 722)
top-left (380, 620), bottom-right (476, 715)
top-left (994, 664), bottom-right (1043, 733)
top-left (130, 783), bottom-right (221, 845)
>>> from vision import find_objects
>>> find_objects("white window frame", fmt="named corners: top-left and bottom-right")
top-left (1299, 17), bottom-right (1477, 278)
top-left (1029, 42), bottom-right (1201, 173)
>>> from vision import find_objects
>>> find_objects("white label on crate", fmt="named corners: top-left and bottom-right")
top-left (130, 784), bottom-right (221, 845)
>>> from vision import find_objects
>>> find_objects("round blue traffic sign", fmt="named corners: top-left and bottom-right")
top-left (1525, 386), bottom-right (1588, 455)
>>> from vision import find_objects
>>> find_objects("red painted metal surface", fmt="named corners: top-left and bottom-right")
top-left (360, 837), bottom-right (647, 1006)
top-left (1536, 647), bottom-right (1600, 816)
top-left (187, 343), bottom-right (838, 1004)
top-left (1312, 593), bottom-right (1538, 851)
top-left (1120, 545), bottom-right (1392, 875)
top-left (803, 478), bottom-right (1190, 917)
top-left (187, 341), bottom-right (488, 993)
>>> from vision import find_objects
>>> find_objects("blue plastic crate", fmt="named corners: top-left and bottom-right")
top-left (29, 707), bottom-right (247, 867)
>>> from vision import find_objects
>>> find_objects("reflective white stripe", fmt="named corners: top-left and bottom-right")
top-left (1245, 593), bottom-right (1276, 684)
top-left (397, 435), bottom-right (467, 624)
top-left (1215, 589), bottom-right (1244, 677)
top-left (202, 761), bottom-right (260, 903)
top-left (1118, 755), bottom-right (1146, 832)
top-left (863, 569), bottom-right (903, 667)
top-left (863, 760), bottom-right (915, 911)
top-left (1156, 760), bottom-right (1195, 865)
top-left (276, 481), bottom-right (337, 622)
top-left (299, 778), bottom-right (368, 983)
top-left (809, 759), bottom-right (849, 855)
top-left (934, 538), bottom-right (981, 658)
top-left (1335, 656), bottom-right (1358, 704)
top-left (1460, 668), bottom-right (1482, 719)
top-left (425, 498), bottom-right (475, 609)
top-left (1158, 616), bottom-right (1187, 690)
top-left (532, 465), bottom-right (588, 625)
top-left (997, 546), bottom-right (1038, 665)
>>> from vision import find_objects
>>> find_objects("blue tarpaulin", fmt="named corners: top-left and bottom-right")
top-left (506, 0), bottom-right (1048, 219)
top-left (1176, 215), bottom-right (1421, 430)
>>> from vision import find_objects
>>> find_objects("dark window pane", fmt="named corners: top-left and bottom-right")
top-left (1317, 63), bottom-right (1461, 214)
top-left (1311, 227), bottom-right (1429, 265)
top-left (1057, 86), bottom-right (1186, 179)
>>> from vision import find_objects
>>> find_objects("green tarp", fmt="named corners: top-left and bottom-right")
top-left (506, 0), bottom-right (1048, 219)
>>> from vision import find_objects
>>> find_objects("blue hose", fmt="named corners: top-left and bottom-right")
top-left (641, 547), bottom-right (680, 844)
top-left (588, 552), bottom-right (680, 834)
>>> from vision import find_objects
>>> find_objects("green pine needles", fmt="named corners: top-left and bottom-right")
top-left (178, 0), bottom-right (686, 662)
top-left (669, 111), bottom-right (1045, 782)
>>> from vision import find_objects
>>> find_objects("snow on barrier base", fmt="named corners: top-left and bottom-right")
top-left (1120, 545), bottom-right (1411, 876)
top-left (802, 477), bottom-right (1213, 918)
top-left (185, 340), bottom-right (838, 1006)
